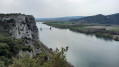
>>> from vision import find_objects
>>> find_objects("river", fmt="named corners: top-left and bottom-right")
top-left (36, 22), bottom-right (119, 67)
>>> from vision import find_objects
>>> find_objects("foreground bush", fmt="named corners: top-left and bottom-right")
top-left (0, 33), bottom-right (32, 66)
top-left (12, 47), bottom-right (69, 67)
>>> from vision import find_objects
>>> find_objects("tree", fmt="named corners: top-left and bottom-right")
top-left (12, 54), bottom-right (42, 67)
top-left (0, 61), bottom-right (6, 67)
top-left (43, 47), bottom-right (69, 67)
top-left (0, 43), bottom-right (10, 57)
top-left (12, 47), bottom-right (69, 67)
top-left (0, 56), bottom-right (9, 66)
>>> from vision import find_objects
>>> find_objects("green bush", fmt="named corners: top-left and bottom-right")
top-left (0, 56), bottom-right (9, 66)
top-left (12, 47), bottom-right (69, 67)
top-left (0, 34), bottom-right (24, 66)
top-left (0, 61), bottom-right (6, 67)
top-left (0, 43), bottom-right (9, 58)
top-left (0, 35), bottom-right (23, 57)
top-left (22, 45), bottom-right (32, 52)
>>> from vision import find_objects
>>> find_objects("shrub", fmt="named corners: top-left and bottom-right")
top-left (0, 56), bottom-right (9, 66)
top-left (0, 43), bottom-right (9, 58)
top-left (0, 61), bottom-right (6, 67)
top-left (12, 47), bottom-right (69, 67)
top-left (22, 45), bottom-right (32, 52)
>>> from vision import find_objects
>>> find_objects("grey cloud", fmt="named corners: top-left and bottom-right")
top-left (0, 0), bottom-right (119, 18)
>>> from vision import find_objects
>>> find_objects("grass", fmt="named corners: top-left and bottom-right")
top-left (45, 22), bottom-right (119, 31)
top-left (106, 27), bottom-right (119, 31)
top-left (52, 22), bottom-right (73, 25)
top-left (72, 26), bottom-right (86, 30)
top-left (107, 28), bottom-right (119, 31)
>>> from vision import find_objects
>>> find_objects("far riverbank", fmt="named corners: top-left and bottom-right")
top-left (44, 22), bottom-right (119, 41)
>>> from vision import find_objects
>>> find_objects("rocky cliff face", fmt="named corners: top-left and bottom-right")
top-left (0, 13), bottom-right (40, 56)
top-left (0, 13), bottom-right (39, 40)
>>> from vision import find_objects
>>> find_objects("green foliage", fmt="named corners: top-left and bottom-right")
top-left (33, 40), bottom-right (41, 48)
top-left (0, 61), bottom-right (6, 67)
top-left (12, 47), bottom-right (69, 67)
top-left (44, 22), bottom-right (73, 29)
top-left (45, 22), bottom-right (117, 41)
top-left (6, 19), bottom-right (15, 23)
top-left (107, 27), bottom-right (119, 31)
top-left (0, 43), bottom-right (10, 58)
top-left (95, 32), bottom-right (113, 38)
top-left (0, 33), bottom-right (70, 67)
top-left (46, 47), bottom-right (68, 67)
top-left (0, 33), bottom-right (43, 66)
top-left (0, 56), bottom-right (9, 66)
top-left (0, 36), bottom-right (22, 57)
top-left (12, 54), bottom-right (42, 67)
top-left (0, 33), bottom-right (24, 66)
top-left (72, 26), bottom-right (85, 30)
top-left (22, 45), bottom-right (32, 52)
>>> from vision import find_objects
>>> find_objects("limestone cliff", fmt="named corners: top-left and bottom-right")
top-left (0, 13), bottom-right (40, 56)
top-left (0, 13), bottom-right (39, 40)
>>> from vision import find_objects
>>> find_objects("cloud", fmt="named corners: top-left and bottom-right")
top-left (0, 0), bottom-right (119, 18)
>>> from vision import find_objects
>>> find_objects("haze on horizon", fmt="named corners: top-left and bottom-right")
top-left (0, 0), bottom-right (119, 18)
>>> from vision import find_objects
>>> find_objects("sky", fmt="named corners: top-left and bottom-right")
top-left (0, 0), bottom-right (119, 18)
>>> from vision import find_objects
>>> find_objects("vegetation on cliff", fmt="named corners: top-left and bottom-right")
top-left (0, 33), bottom-right (33, 66)
top-left (0, 33), bottom-right (70, 67)
top-left (11, 47), bottom-right (69, 67)
top-left (0, 14), bottom-right (72, 67)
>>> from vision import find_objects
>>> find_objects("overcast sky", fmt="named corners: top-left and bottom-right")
top-left (0, 0), bottom-right (119, 18)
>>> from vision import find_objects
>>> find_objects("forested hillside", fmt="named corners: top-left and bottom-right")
top-left (70, 13), bottom-right (119, 25)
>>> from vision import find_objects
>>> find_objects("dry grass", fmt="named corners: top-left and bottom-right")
top-left (86, 25), bottom-right (119, 31)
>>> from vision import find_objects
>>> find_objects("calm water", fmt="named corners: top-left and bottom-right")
top-left (36, 22), bottom-right (119, 67)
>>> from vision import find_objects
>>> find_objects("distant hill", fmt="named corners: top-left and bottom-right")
top-left (70, 13), bottom-right (119, 25)
top-left (35, 16), bottom-right (84, 22)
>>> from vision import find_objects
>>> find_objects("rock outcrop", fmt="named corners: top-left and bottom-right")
top-left (0, 13), bottom-right (40, 56)
top-left (0, 13), bottom-right (39, 40)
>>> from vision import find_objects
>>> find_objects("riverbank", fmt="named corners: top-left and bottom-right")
top-left (44, 22), bottom-right (119, 41)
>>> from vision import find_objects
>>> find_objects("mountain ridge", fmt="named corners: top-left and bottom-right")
top-left (35, 16), bottom-right (84, 21)
top-left (69, 13), bottom-right (119, 25)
